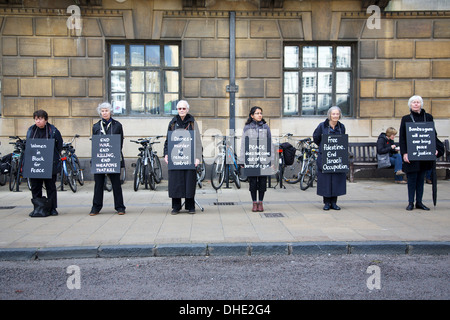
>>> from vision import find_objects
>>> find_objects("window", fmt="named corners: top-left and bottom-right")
top-left (283, 43), bottom-right (355, 116)
top-left (108, 42), bottom-right (181, 116)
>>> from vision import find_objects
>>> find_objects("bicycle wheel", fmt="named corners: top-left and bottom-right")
top-left (0, 173), bottom-right (6, 186)
top-left (283, 155), bottom-right (303, 184)
top-left (143, 163), bottom-right (150, 189)
top-left (152, 156), bottom-right (162, 184)
top-left (148, 170), bottom-right (156, 190)
top-left (73, 156), bottom-right (84, 186)
top-left (211, 156), bottom-right (225, 190)
top-left (104, 175), bottom-right (112, 192)
top-left (120, 166), bottom-right (126, 184)
top-left (66, 161), bottom-right (77, 192)
top-left (230, 165), bottom-right (241, 189)
top-left (9, 160), bottom-right (18, 191)
top-left (300, 160), bottom-right (314, 191)
top-left (133, 158), bottom-right (142, 191)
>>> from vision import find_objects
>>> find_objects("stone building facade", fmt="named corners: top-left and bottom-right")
top-left (0, 0), bottom-right (449, 171)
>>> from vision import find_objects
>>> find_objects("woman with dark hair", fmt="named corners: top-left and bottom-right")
top-left (240, 106), bottom-right (273, 212)
top-left (27, 109), bottom-right (63, 216)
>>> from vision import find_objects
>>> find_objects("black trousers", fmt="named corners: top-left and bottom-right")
top-left (30, 175), bottom-right (57, 210)
top-left (172, 197), bottom-right (195, 211)
top-left (248, 176), bottom-right (267, 202)
top-left (92, 173), bottom-right (125, 213)
top-left (323, 196), bottom-right (338, 205)
top-left (406, 171), bottom-right (426, 204)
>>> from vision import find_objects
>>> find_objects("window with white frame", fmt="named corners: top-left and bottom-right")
top-left (283, 43), bottom-right (355, 117)
top-left (108, 42), bottom-right (181, 116)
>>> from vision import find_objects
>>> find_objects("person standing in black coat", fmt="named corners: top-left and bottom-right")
top-left (27, 109), bottom-right (63, 216)
top-left (90, 102), bottom-right (126, 216)
top-left (164, 100), bottom-right (202, 214)
top-left (313, 106), bottom-right (346, 211)
top-left (399, 95), bottom-right (443, 211)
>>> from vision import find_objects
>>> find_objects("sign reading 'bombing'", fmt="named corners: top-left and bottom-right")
top-left (90, 134), bottom-right (121, 174)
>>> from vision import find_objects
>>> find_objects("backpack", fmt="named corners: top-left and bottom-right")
top-left (0, 153), bottom-right (12, 174)
top-left (280, 142), bottom-right (296, 165)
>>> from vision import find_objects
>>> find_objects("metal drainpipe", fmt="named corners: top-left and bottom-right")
top-left (226, 11), bottom-right (238, 132)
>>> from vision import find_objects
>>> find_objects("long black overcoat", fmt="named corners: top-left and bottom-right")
top-left (163, 114), bottom-right (202, 199)
top-left (313, 119), bottom-right (347, 198)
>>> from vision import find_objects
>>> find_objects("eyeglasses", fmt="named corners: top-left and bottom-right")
top-left (177, 108), bottom-right (187, 110)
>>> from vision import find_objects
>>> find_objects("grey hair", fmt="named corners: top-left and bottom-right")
top-left (327, 106), bottom-right (342, 121)
top-left (97, 102), bottom-right (113, 116)
top-left (408, 95), bottom-right (423, 110)
top-left (176, 100), bottom-right (190, 111)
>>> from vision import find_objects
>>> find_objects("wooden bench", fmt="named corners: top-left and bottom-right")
top-left (348, 139), bottom-right (450, 182)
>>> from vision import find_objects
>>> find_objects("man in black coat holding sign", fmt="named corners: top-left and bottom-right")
top-left (26, 109), bottom-right (63, 216)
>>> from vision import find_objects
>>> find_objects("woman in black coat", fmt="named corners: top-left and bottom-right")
top-left (399, 95), bottom-right (443, 211)
top-left (90, 102), bottom-right (126, 216)
top-left (376, 127), bottom-right (406, 184)
top-left (164, 100), bottom-right (202, 214)
top-left (313, 106), bottom-right (346, 211)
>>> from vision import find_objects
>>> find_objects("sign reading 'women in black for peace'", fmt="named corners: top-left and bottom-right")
top-left (321, 134), bottom-right (349, 173)
top-left (91, 134), bottom-right (121, 174)
top-left (406, 122), bottom-right (436, 161)
top-left (23, 139), bottom-right (55, 179)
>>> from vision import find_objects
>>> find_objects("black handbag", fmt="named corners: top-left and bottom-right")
top-left (377, 153), bottom-right (391, 169)
top-left (30, 197), bottom-right (52, 217)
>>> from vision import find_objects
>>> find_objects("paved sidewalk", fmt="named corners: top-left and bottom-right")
top-left (0, 177), bottom-right (449, 259)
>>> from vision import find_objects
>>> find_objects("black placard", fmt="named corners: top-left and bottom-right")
top-left (406, 122), bottom-right (436, 161)
top-left (243, 135), bottom-right (272, 176)
top-left (168, 130), bottom-right (195, 170)
top-left (22, 139), bottom-right (55, 179)
top-left (90, 134), bottom-right (121, 174)
top-left (321, 134), bottom-right (349, 173)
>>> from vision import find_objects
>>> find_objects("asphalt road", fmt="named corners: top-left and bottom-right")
top-left (1, 254), bottom-right (449, 303)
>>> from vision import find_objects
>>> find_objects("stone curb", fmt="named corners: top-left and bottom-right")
top-left (0, 241), bottom-right (449, 261)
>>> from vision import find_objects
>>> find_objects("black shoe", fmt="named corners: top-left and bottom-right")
top-left (406, 203), bottom-right (414, 211)
top-left (51, 209), bottom-right (59, 216)
top-left (188, 209), bottom-right (196, 214)
top-left (330, 203), bottom-right (341, 210)
top-left (171, 209), bottom-right (180, 215)
top-left (323, 203), bottom-right (331, 210)
top-left (416, 203), bottom-right (430, 211)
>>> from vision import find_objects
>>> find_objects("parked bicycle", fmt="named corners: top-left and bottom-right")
top-left (59, 134), bottom-right (84, 193)
top-left (282, 137), bottom-right (312, 184)
top-left (131, 136), bottom-right (163, 191)
top-left (298, 138), bottom-right (319, 191)
top-left (8, 136), bottom-right (30, 192)
top-left (211, 135), bottom-right (241, 190)
top-left (0, 146), bottom-right (9, 186)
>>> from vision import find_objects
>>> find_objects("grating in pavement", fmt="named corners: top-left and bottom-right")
top-left (213, 202), bottom-right (236, 205)
top-left (263, 212), bottom-right (285, 218)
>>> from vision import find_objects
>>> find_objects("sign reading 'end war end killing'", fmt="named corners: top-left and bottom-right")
top-left (91, 134), bottom-right (121, 174)
top-left (168, 130), bottom-right (195, 170)
top-left (321, 134), bottom-right (349, 173)
top-left (406, 122), bottom-right (436, 161)
top-left (22, 139), bottom-right (55, 179)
